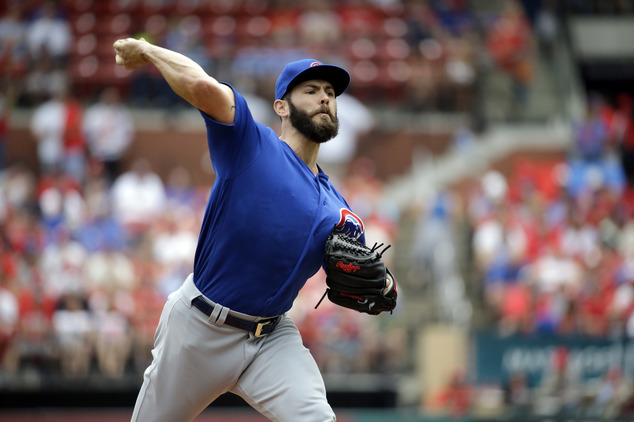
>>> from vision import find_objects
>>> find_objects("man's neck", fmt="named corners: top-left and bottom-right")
top-left (280, 129), bottom-right (320, 175)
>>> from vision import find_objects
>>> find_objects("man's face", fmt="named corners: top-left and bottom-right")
top-left (287, 80), bottom-right (339, 144)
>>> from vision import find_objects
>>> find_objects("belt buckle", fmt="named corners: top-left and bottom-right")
top-left (254, 320), bottom-right (272, 338)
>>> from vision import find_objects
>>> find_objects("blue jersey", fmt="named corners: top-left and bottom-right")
top-left (193, 85), bottom-right (365, 317)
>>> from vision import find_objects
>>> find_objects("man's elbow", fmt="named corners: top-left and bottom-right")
top-left (179, 76), bottom-right (210, 108)
top-left (190, 80), bottom-right (235, 123)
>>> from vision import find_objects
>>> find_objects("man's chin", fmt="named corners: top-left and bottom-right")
top-left (311, 136), bottom-right (333, 145)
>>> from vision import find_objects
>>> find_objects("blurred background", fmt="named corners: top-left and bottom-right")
top-left (2, 0), bottom-right (634, 421)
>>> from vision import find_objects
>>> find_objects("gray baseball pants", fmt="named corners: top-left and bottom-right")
top-left (130, 274), bottom-right (335, 422)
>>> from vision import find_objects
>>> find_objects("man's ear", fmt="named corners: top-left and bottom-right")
top-left (274, 99), bottom-right (289, 119)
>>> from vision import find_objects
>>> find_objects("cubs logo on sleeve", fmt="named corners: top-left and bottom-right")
top-left (334, 208), bottom-right (364, 240)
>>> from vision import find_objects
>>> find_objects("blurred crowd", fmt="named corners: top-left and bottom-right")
top-left (412, 89), bottom-right (634, 339)
top-left (0, 0), bottom-right (514, 113)
top-left (464, 91), bottom-right (634, 339)
top-left (415, 91), bottom-right (634, 417)
top-left (33, 0), bottom-right (616, 120)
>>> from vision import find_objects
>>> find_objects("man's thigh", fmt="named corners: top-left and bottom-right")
top-left (131, 292), bottom-right (250, 422)
top-left (232, 318), bottom-right (336, 422)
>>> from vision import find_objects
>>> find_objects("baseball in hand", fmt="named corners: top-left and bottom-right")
top-left (113, 38), bottom-right (149, 69)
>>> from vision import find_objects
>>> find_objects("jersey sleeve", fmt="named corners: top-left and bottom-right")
top-left (198, 84), bottom-right (267, 178)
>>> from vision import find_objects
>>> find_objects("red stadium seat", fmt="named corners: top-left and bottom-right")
top-left (241, 0), bottom-right (270, 16)
top-left (66, 0), bottom-right (99, 14)
top-left (337, 5), bottom-right (384, 37)
top-left (376, 38), bottom-right (412, 62)
top-left (70, 55), bottom-right (99, 80)
top-left (348, 37), bottom-right (378, 61)
top-left (108, 0), bottom-right (141, 14)
top-left (202, 15), bottom-right (237, 38)
top-left (173, 0), bottom-right (209, 16)
top-left (138, 0), bottom-right (173, 15)
top-left (380, 60), bottom-right (411, 101)
top-left (202, 0), bottom-right (242, 17)
top-left (382, 17), bottom-right (409, 39)
top-left (92, 13), bottom-right (133, 36)
top-left (73, 34), bottom-right (97, 57)
top-left (95, 34), bottom-right (121, 56)
top-left (70, 54), bottom-right (132, 99)
top-left (348, 60), bottom-right (379, 102)
top-left (143, 13), bottom-right (168, 37)
top-left (110, 13), bottom-right (133, 35)
top-left (72, 12), bottom-right (96, 35)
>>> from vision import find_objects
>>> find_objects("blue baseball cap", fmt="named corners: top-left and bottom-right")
top-left (275, 59), bottom-right (350, 101)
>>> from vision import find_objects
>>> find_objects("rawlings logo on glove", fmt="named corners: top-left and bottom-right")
top-left (316, 231), bottom-right (397, 315)
top-left (336, 261), bottom-right (361, 273)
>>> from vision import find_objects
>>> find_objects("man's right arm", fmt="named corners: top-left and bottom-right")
top-left (113, 38), bottom-right (235, 124)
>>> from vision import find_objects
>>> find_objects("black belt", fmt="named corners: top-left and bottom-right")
top-left (191, 296), bottom-right (281, 337)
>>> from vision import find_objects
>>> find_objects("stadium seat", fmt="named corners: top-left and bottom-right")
top-left (73, 34), bottom-right (97, 57)
top-left (72, 12), bottom-right (96, 35)
top-left (349, 60), bottom-right (379, 102)
top-left (377, 38), bottom-right (412, 61)
top-left (202, 15), bottom-right (237, 38)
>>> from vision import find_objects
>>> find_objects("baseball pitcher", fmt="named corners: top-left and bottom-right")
top-left (114, 37), bottom-right (396, 422)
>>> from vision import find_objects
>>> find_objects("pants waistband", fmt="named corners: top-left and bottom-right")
top-left (180, 274), bottom-right (283, 337)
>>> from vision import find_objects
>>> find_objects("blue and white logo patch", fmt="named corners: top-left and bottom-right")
top-left (334, 208), bottom-right (364, 240)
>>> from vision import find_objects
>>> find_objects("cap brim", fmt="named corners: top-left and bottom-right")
top-left (286, 65), bottom-right (350, 98)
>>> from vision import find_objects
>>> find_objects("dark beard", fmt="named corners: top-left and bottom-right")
top-left (288, 99), bottom-right (339, 144)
